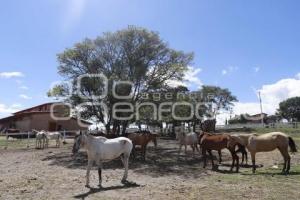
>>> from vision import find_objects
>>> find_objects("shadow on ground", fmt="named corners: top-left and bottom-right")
top-left (73, 181), bottom-right (141, 200)
top-left (42, 139), bottom-right (241, 179)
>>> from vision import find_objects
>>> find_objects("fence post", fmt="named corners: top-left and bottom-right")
top-left (27, 131), bottom-right (30, 148)
top-left (5, 131), bottom-right (8, 149)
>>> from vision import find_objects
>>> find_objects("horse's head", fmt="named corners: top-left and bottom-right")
top-left (198, 131), bottom-right (209, 142)
top-left (72, 131), bottom-right (86, 154)
top-left (227, 135), bottom-right (244, 149)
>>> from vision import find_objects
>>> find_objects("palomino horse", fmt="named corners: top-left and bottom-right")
top-left (127, 131), bottom-right (158, 160)
top-left (229, 132), bottom-right (297, 174)
top-left (72, 132), bottom-right (133, 188)
top-left (176, 131), bottom-right (199, 156)
top-left (200, 132), bottom-right (239, 172)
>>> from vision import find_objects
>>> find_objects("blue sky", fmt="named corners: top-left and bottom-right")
top-left (1, 0), bottom-right (300, 121)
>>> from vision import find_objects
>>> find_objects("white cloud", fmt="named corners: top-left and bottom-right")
top-left (222, 69), bottom-right (227, 75)
top-left (0, 103), bottom-right (22, 118)
top-left (221, 66), bottom-right (238, 76)
top-left (0, 72), bottom-right (24, 78)
top-left (166, 66), bottom-right (203, 89)
top-left (295, 72), bottom-right (300, 79)
top-left (258, 78), bottom-right (300, 113)
top-left (61, 0), bottom-right (87, 33)
top-left (217, 73), bottom-right (300, 125)
top-left (19, 86), bottom-right (29, 90)
top-left (254, 67), bottom-right (260, 73)
top-left (19, 94), bottom-right (32, 100)
top-left (233, 76), bottom-right (300, 116)
top-left (165, 80), bottom-right (187, 88)
top-left (183, 66), bottom-right (203, 88)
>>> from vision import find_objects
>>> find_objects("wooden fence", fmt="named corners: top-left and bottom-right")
top-left (216, 122), bottom-right (300, 130)
top-left (0, 130), bottom-right (81, 149)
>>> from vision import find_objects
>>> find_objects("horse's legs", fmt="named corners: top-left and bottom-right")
top-left (243, 147), bottom-right (248, 165)
top-left (229, 150), bottom-right (235, 172)
top-left (208, 150), bottom-right (214, 169)
top-left (286, 155), bottom-right (291, 174)
top-left (278, 147), bottom-right (290, 174)
top-left (218, 150), bottom-right (222, 164)
top-left (250, 151), bottom-right (256, 173)
top-left (97, 162), bottom-right (103, 187)
top-left (195, 144), bottom-right (200, 152)
top-left (231, 149), bottom-right (239, 172)
top-left (191, 145), bottom-right (195, 156)
top-left (121, 154), bottom-right (130, 183)
top-left (178, 144), bottom-right (182, 156)
top-left (143, 145), bottom-right (147, 161)
top-left (241, 150), bottom-right (244, 165)
top-left (132, 145), bottom-right (136, 159)
top-left (85, 159), bottom-right (93, 187)
top-left (202, 148), bottom-right (207, 168)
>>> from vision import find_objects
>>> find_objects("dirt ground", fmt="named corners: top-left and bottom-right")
top-left (0, 137), bottom-right (300, 200)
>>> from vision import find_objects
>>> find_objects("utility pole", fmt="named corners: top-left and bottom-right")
top-left (258, 91), bottom-right (264, 125)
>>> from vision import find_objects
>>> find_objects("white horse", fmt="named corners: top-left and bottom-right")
top-left (45, 132), bottom-right (62, 148)
top-left (176, 131), bottom-right (199, 156)
top-left (72, 132), bottom-right (133, 188)
top-left (35, 131), bottom-right (47, 149)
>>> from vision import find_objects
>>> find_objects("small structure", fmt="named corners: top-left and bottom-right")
top-left (228, 113), bottom-right (268, 124)
top-left (0, 102), bottom-right (91, 132)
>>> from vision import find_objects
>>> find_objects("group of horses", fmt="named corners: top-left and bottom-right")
top-left (72, 129), bottom-right (297, 188)
top-left (34, 130), bottom-right (63, 149)
top-left (177, 130), bottom-right (297, 174)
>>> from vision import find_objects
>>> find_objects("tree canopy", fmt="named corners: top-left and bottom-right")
top-left (50, 26), bottom-right (194, 133)
top-left (278, 97), bottom-right (300, 122)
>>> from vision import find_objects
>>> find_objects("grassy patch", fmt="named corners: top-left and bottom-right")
top-left (0, 136), bottom-right (36, 149)
top-left (251, 127), bottom-right (300, 135)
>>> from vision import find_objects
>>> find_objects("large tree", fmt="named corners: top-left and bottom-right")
top-left (278, 97), bottom-right (300, 122)
top-left (201, 85), bottom-right (238, 118)
top-left (51, 27), bottom-right (193, 134)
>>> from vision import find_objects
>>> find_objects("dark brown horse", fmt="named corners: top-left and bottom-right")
top-left (199, 132), bottom-right (239, 172)
top-left (127, 131), bottom-right (158, 160)
top-left (198, 132), bottom-right (248, 165)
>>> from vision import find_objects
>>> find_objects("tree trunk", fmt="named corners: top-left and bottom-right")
top-left (121, 121), bottom-right (129, 136)
top-left (105, 123), bottom-right (111, 134)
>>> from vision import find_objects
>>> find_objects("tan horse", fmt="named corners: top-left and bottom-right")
top-left (229, 132), bottom-right (297, 174)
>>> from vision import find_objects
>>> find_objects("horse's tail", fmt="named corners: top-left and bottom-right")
top-left (288, 137), bottom-right (297, 152)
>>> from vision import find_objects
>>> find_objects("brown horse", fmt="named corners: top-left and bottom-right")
top-left (127, 131), bottom-right (158, 160)
top-left (198, 132), bottom-right (248, 165)
top-left (199, 132), bottom-right (239, 172)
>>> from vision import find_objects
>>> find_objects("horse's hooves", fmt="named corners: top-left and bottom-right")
top-left (121, 180), bottom-right (127, 184)
top-left (98, 184), bottom-right (102, 188)
top-left (85, 185), bottom-right (90, 188)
